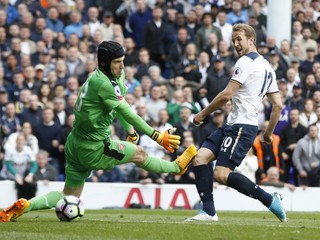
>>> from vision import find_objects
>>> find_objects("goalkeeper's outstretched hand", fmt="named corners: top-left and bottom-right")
top-left (127, 130), bottom-right (140, 145)
top-left (151, 128), bottom-right (180, 153)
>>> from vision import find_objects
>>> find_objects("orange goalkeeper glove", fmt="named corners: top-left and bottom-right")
top-left (126, 130), bottom-right (139, 145)
top-left (151, 128), bottom-right (180, 153)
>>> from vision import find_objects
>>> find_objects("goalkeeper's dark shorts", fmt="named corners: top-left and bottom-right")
top-left (64, 132), bottom-right (135, 187)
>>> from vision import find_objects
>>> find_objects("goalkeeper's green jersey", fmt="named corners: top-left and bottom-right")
top-left (72, 68), bottom-right (127, 141)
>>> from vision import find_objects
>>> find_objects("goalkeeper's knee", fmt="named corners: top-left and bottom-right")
top-left (130, 145), bottom-right (147, 164)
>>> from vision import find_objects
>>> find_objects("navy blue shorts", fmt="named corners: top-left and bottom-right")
top-left (202, 124), bottom-right (258, 170)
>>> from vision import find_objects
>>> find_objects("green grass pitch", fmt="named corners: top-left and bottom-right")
top-left (0, 209), bottom-right (319, 240)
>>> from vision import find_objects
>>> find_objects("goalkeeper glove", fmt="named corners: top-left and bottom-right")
top-left (127, 130), bottom-right (139, 145)
top-left (151, 128), bottom-right (180, 153)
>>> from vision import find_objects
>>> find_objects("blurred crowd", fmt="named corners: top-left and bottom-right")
top-left (0, 0), bottom-right (319, 199)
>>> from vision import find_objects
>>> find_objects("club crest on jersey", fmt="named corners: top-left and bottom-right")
top-left (118, 143), bottom-right (125, 150)
top-left (114, 85), bottom-right (123, 100)
top-left (234, 67), bottom-right (242, 77)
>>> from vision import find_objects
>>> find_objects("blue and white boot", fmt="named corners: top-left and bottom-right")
top-left (269, 192), bottom-right (287, 222)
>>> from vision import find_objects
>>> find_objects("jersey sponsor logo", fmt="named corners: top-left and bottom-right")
top-left (114, 85), bottom-right (123, 100)
top-left (234, 67), bottom-right (242, 77)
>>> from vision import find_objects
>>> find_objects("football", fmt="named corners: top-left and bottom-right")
top-left (55, 195), bottom-right (85, 222)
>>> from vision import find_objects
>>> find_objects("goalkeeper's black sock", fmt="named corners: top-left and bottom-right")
top-left (227, 172), bottom-right (273, 207)
top-left (194, 164), bottom-right (216, 216)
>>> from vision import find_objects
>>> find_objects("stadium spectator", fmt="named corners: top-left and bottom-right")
top-left (143, 7), bottom-right (167, 71)
top-left (4, 121), bottom-right (39, 156)
top-left (137, 76), bottom-right (150, 100)
top-left (214, 11), bottom-right (232, 47)
top-left (53, 97), bottom-right (67, 127)
top-left (34, 149), bottom-right (59, 182)
top-left (278, 39), bottom-right (291, 73)
top-left (291, 20), bottom-right (303, 43)
top-left (1, 102), bottom-right (21, 140)
top-left (198, 109), bottom-right (225, 145)
top-left (299, 98), bottom-right (317, 128)
top-left (260, 166), bottom-right (296, 191)
top-left (293, 124), bottom-right (320, 187)
top-left (195, 12), bottom-right (222, 51)
top-left (0, 87), bottom-right (8, 117)
top-left (200, 54), bottom-right (230, 103)
top-left (1, 134), bottom-right (37, 199)
top-left (203, 32), bottom-right (219, 62)
top-left (20, 26), bottom-right (36, 55)
top-left (300, 48), bottom-right (317, 75)
top-left (146, 85), bottom-right (167, 124)
top-left (135, 100), bottom-right (151, 122)
top-left (124, 66), bottom-right (140, 94)
top-left (268, 50), bottom-right (286, 80)
top-left (129, 0), bottom-right (152, 49)
top-left (247, 14), bottom-right (266, 45)
top-left (0, 0), bottom-right (18, 25)
top-left (23, 66), bottom-right (41, 95)
top-left (37, 83), bottom-right (52, 107)
top-left (286, 83), bottom-right (305, 111)
top-left (174, 106), bottom-right (199, 146)
top-left (166, 27), bottom-right (189, 78)
top-left (235, 147), bottom-right (259, 183)
top-left (86, 6), bottom-right (100, 37)
top-left (123, 37), bottom-right (139, 67)
top-left (46, 6), bottom-right (64, 33)
top-left (65, 93), bottom-right (77, 115)
top-left (31, 17), bottom-right (47, 42)
top-left (64, 10), bottom-right (83, 40)
top-left (65, 76), bottom-right (80, 97)
top-left (134, 48), bottom-right (159, 81)
top-left (148, 65), bottom-right (167, 85)
top-left (294, 26), bottom-right (318, 61)
top-left (253, 120), bottom-right (282, 182)
top-left (175, 42), bottom-right (202, 83)
top-left (33, 107), bottom-right (61, 171)
top-left (97, 10), bottom-right (118, 42)
top-left (280, 108), bottom-right (308, 185)
top-left (274, 92), bottom-right (291, 136)
top-left (55, 59), bottom-right (69, 87)
top-left (285, 68), bottom-right (299, 98)
top-left (19, 94), bottom-right (43, 128)
top-left (65, 46), bottom-right (86, 77)
top-left (226, 0), bottom-right (248, 25)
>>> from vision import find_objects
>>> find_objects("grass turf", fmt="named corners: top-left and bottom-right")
top-left (0, 209), bottom-right (319, 240)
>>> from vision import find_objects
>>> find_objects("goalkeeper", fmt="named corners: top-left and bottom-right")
top-left (0, 41), bottom-right (196, 222)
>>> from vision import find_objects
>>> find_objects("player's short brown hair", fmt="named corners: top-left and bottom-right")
top-left (233, 23), bottom-right (257, 46)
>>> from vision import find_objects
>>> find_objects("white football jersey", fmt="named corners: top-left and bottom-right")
top-left (227, 52), bottom-right (278, 126)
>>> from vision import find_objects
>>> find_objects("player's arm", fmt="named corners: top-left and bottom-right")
top-left (115, 101), bottom-right (180, 152)
top-left (264, 92), bottom-right (283, 144)
top-left (193, 80), bottom-right (240, 125)
top-left (117, 112), bottom-right (140, 144)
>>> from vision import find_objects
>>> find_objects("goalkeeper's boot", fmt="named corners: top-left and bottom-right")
top-left (0, 198), bottom-right (29, 222)
top-left (269, 192), bottom-right (287, 222)
top-left (175, 144), bottom-right (197, 175)
top-left (185, 210), bottom-right (219, 222)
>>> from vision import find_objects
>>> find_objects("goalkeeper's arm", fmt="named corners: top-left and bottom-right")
top-left (115, 101), bottom-right (180, 152)
top-left (117, 112), bottom-right (139, 144)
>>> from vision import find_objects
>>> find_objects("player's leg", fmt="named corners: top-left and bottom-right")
top-left (104, 140), bottom-right (196, 175)
top-left (185, 148), bottom-right (218, 221)
top-left (185, 128), bottom-right (222, 222)
top-left (214, 124), bottom-right (286, 222)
